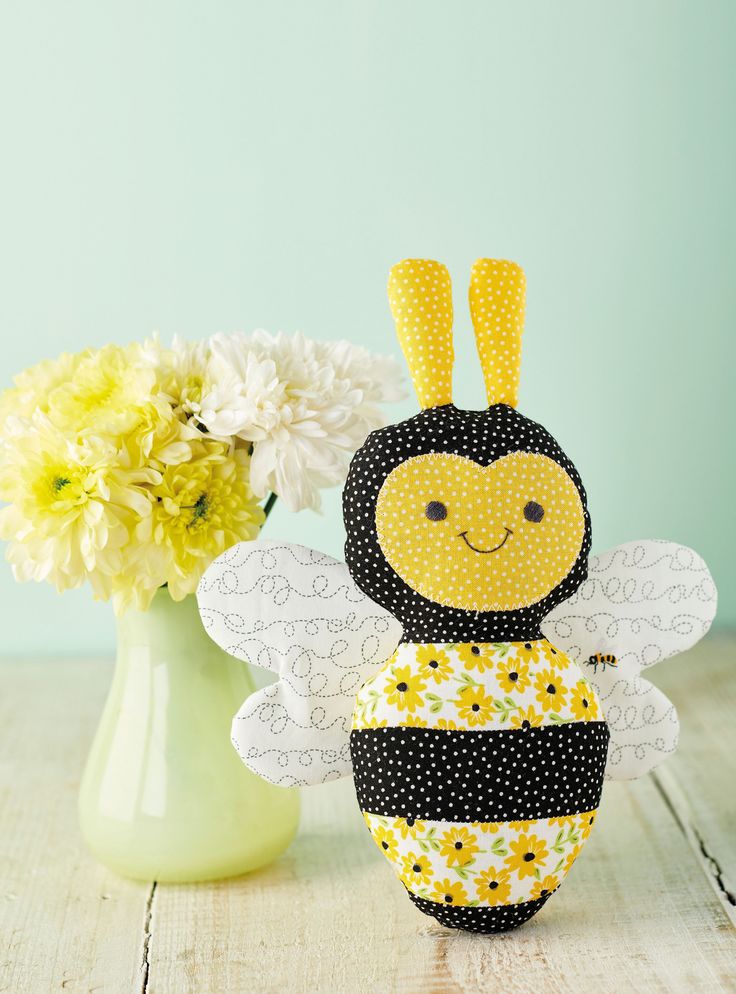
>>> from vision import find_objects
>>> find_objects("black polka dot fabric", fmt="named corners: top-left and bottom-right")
top-left (408, 889), bottom-right (555, 934)
top-left (342, 403), bottom-right (591, 643)
top-left (350, 723), bottom-right (609, 822)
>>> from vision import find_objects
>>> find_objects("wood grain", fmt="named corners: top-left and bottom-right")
top-left (1, 640), bottom-right (735, 994)
top-left (653, 633), bottom-right (736, 920)
top-left (0, 661), bottom-right (150, 994)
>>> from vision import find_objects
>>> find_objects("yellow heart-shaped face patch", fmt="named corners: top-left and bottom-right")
top-left (375, 451), bottom-right (585, 612)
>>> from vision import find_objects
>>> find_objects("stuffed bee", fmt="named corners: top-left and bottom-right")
top-left (197, 259), bottom-right (717, 933)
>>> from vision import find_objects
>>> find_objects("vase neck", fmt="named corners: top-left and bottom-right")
top-left (115, 588), bottom-right (208, 659)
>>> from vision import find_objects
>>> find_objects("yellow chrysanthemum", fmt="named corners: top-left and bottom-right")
top-left (0, 350), bottom-right (89, 425)
top-left (130, 441), bottom-right (264, 606)
top-left (0, 419), bottom-right (153, 592)
top-left (46, 344), bottom-right (157, 438)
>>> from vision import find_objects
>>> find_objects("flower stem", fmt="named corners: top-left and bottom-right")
top-left (262, 492), bottom-right (278, 521)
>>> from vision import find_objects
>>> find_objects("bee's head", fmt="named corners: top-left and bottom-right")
top-left (343, 259), bottom-right (591, 643)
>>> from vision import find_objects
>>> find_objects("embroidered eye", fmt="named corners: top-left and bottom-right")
top-left (425, 501), bottom-right (447, 521)
top-left (524, 501), bottom-right (544, 523)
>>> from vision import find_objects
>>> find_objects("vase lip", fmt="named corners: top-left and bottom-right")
top-left (115, 584), bottom-right (201, 639)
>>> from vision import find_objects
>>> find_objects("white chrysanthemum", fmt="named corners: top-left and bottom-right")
top-left (198, 330), bottom-right (404, 511)
top-left (138, 334), bottom-right (215, 427)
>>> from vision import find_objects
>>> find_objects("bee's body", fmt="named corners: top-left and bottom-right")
top-left (341, 259), bottom-right (607, 932)
top-left (350, 638), bottom-right (609, 932)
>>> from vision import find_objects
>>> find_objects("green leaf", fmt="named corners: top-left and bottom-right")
top-left (549, 712), bottom-right (572, 724)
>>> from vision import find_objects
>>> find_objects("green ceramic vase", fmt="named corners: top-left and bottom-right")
top-left (78, 586), bottom-right (299, 882)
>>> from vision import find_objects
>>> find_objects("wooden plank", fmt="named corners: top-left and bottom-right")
top-left (149, 739), bottom-right (736, 992)
top-left (0, 660), bottom-right (149, 994)
top-left (652, 634), bottom-right (736, 919)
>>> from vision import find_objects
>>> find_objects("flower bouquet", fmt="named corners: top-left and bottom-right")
top-left (0, 330), bottom-right (403, 881)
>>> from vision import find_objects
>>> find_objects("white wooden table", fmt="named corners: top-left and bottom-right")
top-left (1, 637), bottom-right (735, 994)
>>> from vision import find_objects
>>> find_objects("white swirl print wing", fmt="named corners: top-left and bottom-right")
top-left (197, 540), bottom-right (402, 787)
top-left (542, 540), bottom-right (717, 780)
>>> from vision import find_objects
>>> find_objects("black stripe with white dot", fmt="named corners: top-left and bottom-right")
top-left (350, 723), bottom-right (609, 822)
top-left (408, 889), bottom-right (556, 934)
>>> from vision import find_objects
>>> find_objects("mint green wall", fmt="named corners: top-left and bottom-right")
top-left (0, 1), bottom-right (734, 654)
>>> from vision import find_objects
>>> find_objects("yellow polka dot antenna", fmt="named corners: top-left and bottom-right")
top-left (389, 257), bottom-right (526, 409)
top-left (469, 258), bottom-right (526, 408)
top-left (198, 258), bottom-right (717, 936)
top-left (388, 259), bottom-right (455, 409)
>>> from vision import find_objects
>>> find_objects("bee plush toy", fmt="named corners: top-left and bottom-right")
top-left (197, 259), bottom-right (717, 933)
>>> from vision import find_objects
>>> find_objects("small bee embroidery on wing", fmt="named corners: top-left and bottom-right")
top-left (197, 259), bottom-right (716, 935)
top-left (586, 653), bottom-right (618, 675)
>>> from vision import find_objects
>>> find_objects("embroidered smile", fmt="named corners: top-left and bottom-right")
top-left (457, 528), bottom-right (513, 554)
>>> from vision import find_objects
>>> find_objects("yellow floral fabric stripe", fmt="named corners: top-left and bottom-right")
top-left (468, 258), bottom-right (526, 408)
top-left (364, 810), bottom-right (596, 908)
top-left (388, 259), bottom-right (454, 410)
top-left (352, 639), bottom-right (602, 731)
